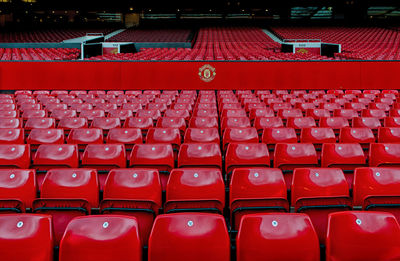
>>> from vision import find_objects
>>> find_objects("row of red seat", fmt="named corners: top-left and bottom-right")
top-left (2, 211), bottom-right (400, 261)
top-left (0, 48), bottom-right (80, 61)
top-left (3, 166), bottom-right (400, 241)
top-left (107, 28), bottom-right (192, 42)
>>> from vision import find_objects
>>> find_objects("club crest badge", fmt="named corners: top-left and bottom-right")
top-left (198, 64), bottom-right (216, 82)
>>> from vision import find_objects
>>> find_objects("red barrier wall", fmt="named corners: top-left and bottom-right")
top-left (0, 61), bottom-right (398, 90)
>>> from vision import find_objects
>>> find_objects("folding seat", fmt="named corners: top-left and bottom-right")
top-left (107, 90), bottom-right (124, 96)
top-left (353, 167), bottom-right (400, 220)
top-left (221, 109), bottom-right (247, 118)
top-left (361, 109), bottom-right (386, 119)
top-left (221, 117), bottom-right (251, 133)
top-left (67, 128), bottom-right (103, 151)
top-left (183, 127), bottom-right (220, 144)
top-left (178, 143), bottom-right (222, 170)
top-left (0, 144), bottom-right (30, 169)
top-left (295, 102), bottom-right (316, 111)
top-left (254, 117), bottom-right (284, 133)
top-left (136, 109), bottom-right (162, 121)
top-left (69, 103), bottom-right (93, 112)
top-left (123, 117), bottom-right (154, 133)
top-left (378, 127), bottom-right (400, 142)
top-left (0, 110), bottom-right (18, 118)
top-left (22, 109), bottom-right (46, 120)
top-left (126, 90), bottom-right (142, 96)
top-left (27, 129), bottom-right (65, 150)
top-left (58, 117), bottom-right (88, 132)
top-left (248, 108), bottom-right (274, 121)
top-left (88, 90), bottom-right (106, 96)
top-left (59, 215), bottom-right (141, 261)
top-left (172, 103), bottom-right (192, 111)
top-left (306, 108), bottom-right (331, 120)
top-left (0, 128), bottom-right (24, 144)
top-left (321, 103), bottom-right (342, 111)
top-left (352, 117), bottom-right (382, 130)
top-left (63, 98), bottom-right (83, 106)
top-left (106, 128), bottom-right (142, 150)
top-left (108, 109), bottom-right (134, 121)
top-left (196, 103), bottom-right (217, 110)
top-left (122, 103), bottom-right (142, 113)
top-left (165, 168), bottom-right (224, 215)
top-left (245, 103), bottom-right (266, 113)
top-left (154, 98), bottom-right (172, 106)
top-left (274, 143), bottom-right (318, 189)
top-left (81, 144), bottom-right (126, 188)
top-left (369, 143), bottom-right (400, 167)
top-left (390, 109), bottom-right (400, 117)
top-left (271, 103), bottom-right (292, 112)
top-left (286, 117), bottom-right (316, 131)
top-left (292, 168), bottom-right (351, 243)
top-left (91, 117), bottom-right (121, 132)
top-left (0, 214), bottom-right (53, 261)
top-left (146, 128), bottom-right (181, 155)
top-left (45, 103), bottom-right (68, 112)
top-left (0, 169), bottom-right (36, 212)
top-left (33, 168), bottom-right (98, 244)
top-left (384, 116), bottom-right (400, 127)
top-left (156, 117), bottom-right (186, 135)
top-left (326, 211), bottom-right (400, 261)
top-left (262, 128), bottom-right (297, 152)
top-left (300, 128), bottom-right (336, 150)
top-left (193, 109), bottom-right (218, 117)
top-left (229, 168), bottom-right (288, 230)
top-left (130, 144), bottom-right (174, 189)
top-left (188, 117), bottom-right (218, 129)
top-left (319, 117), bottom-right (349, 134)
top-left (333, 109), bottom-right (358, 120)
top-left (222, 127), bottom-right (258, 151)
top-left (164, 109), bottom-right (190, 121)
top-left (236, 213), bottom-right (320, 261)
top-left (344, 102), bottom-right (366, 111)
top-left (220, 103), bottom-right (242, 112)
top-left (79, 110), bottom-right (106, 121)
top-left (339, 127), bottom-right (375, 149)
top-left (24, 118), bottom-right (56, 132)
top-left (225, 143), bottom-right (270, 178)
top-left (146, 103), bottom-right (167, 113)
top-left (100, 168), bottom-right (161, 245)
top-left (277, 109), bottom-right (302, 119)
top-left (148, 213), bottom-right (230, 261)
top-left (369, 102), bottom-right (390, 111)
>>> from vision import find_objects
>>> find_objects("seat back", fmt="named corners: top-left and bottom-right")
top-left (0, 144), bottom-right (30, 169)
top-left (369, 143), bottom-right (400, 167)
top-left (236, 213), bottom-right (320, 261)
top-left (178, 143), bottom-right (221, 169)
top-left (148, 213), bottom-right (230, 261)
top-left (59, 216), bottom-right (142, 261)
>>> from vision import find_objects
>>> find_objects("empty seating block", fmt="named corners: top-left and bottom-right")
top-left (165, 168), bottom-right (225, 214)
top-left (236, 213), bottom-right (320, 261)
top-left (0, 214), bottom-right (53, 261)
top-left (148, 213), bottom-right (230, 261)
top-left (59, 216), bottom-right (142, 261)
top-left (229, 168), bottom-right (288, 230)
top-left (326, 211), bottom-right (400, 261)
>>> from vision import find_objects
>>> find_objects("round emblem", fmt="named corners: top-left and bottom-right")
top-left (198, 64), bottom-right (216, 82)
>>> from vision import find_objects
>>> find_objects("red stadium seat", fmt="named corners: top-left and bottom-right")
top-left (261, 127), bottom-right (297, 151)
top-left (236, 213), bottom-right (319, 261)
top-left (136, 109), bottom-right (162, 121)
top-left (0, 128), bottom-right (24, 144)
top-left (0, 144), bottom-right (30, 169)
top-left (188, 117), bottom-right (219, 128)
top-left (274, 143), bottom-right (318, 189)
top-left (57, 117), bottom-right (88, 131)
top-left (306, 109), bottom-right (331, 120)
top-left (333, 109), bottom-right (358, 119)
top-left (165, 168), bottom-right (225, 214)
top-left (319, 117), bottom-right (349, 132)
top-left (0, 118), bottom-right (22, 128)
top-left (22, 109), bottom-right (46, 120)
top-left (300, 128), bottom-right (336, 149)
top-left (27, 129), bottom-right (64, 149)
top-left (101, 168), bottom-right (162, 245)
top-left (79, 109), bottom-right (105, 121)
top-left (369, 143), bottom-right (400, 167)
top-left (108, 109), bottom-right (134, 120)
top-left (286, 117), bottom-right (316, 130)
top-left (0, 110), bottom-right (18, 118)
top-left (106, 128), bottom-right (142, 149)
top-left (124, 117), bottom-right (154, 133)
top-left (225, 143), bottom-right (270, 176)
top-left (81, 144), bottom-right (126, 188)
top-left (361, 109), bottom-right (386, 119)
top-left (222, 127), bottom-right (258, 151)
top-left (377, 127), bottom-right (400, 142)
top-left (32, 144), bottom-right (78, 171)
top-left (0, 169), bottom-right (36, 212)
top-left (50, 109), bottom-right (77, 120)
top-left (292, 168), bottom-right (351, 243)
top-left (148, 213), bottom-right (230, 261)
top-left (326, 211), bottom-right (400, 261)
top-left (352, 117), bottom-right (382, 129)
top-left (229, 168), bottom-right (288, 230)
top-left (221, 117), bottom-right (251, 132)
top-left (338, 127), bottom-right (375, 148)
top-left (59, 215), bottom-right (142, 261)
top-left (130, 144), bottom-right (174, 190)
top-left (178, 143), bottom-right (221, 170)
top-left (321, 143), bottom-right (366, 186)
top-left (277, 109), bottom-right (303, 119)
top-left (146, 128), bottom-right (181, 154)
top-left (253, 117), bottom-right (284, 133)
top-left (184, 128), bottom-right (220, 144)
top-left (67, 128), bottom-right (103, 150)
top-left (384, 117), bottom-right (400, 127)
top-left (156, 117), bottom-right (186, 135)
top-left (33, 168), bottom-right (98, 244)
top-left (25, 117), bottom-right (56, 130)
top-left (91, 117), bottom-right (121, 131)
top-left (0, 214), bottom-right (53, 261)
